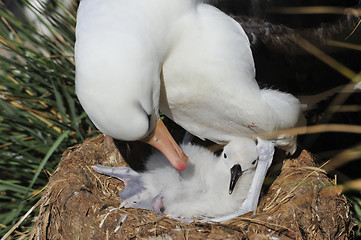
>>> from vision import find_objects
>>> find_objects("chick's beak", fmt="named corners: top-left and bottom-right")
top-left (229, 164), bottom-right (243, 195)
top-left (141, 119), bottom-right (188, 171)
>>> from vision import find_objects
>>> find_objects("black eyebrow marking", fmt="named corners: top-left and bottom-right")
top-left (214, 148), bottom-right (224, 157)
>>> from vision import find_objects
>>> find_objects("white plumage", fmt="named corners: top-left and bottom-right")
top-left (75, 0), bottom-right (205, 141)
top-left (76, 0), bottom-right (304, 220)
top-left (145, 140), bottom-right (258, 218)
top-left (75, 0), bottom-right (303, 156)
top-left (75, 0), bottom-right (198, 170)
top-left (159, 4), bottom-right (304, 152)
top-left (93, 138), bottom-right (259, 220)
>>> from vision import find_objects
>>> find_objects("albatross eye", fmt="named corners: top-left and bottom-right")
top-left (223, 153), bottom-right (227, 159)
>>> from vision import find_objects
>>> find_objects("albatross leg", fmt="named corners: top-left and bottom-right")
top-left (239, 138), bottom-right (275, 212)
top-left (205, 138), bottom-right (275, 223)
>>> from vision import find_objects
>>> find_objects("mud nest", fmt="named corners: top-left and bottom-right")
top-left (30, 134), bottom-right (353, 239)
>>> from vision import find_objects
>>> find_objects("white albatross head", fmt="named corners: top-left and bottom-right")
top-left (221, 138), bottom-right (258, 194)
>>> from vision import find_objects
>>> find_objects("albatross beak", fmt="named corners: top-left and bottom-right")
top-left (229, 164), bottom-right (243, 195)
top-left (141, 119), bottom-right (188, 171)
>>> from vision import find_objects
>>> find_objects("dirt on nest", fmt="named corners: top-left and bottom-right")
top-left (30, 134), bottom-right (353, 239)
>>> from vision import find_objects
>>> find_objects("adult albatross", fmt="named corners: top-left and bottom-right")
top-left (75, 0), bottom-right (192, 170)
top-left (75, 0), bottom-right (304, 220)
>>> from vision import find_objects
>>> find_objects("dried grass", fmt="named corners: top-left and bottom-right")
top-left (29, 135), bottom-right (353, 239)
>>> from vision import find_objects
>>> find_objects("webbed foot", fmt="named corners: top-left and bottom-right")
top-left (93, 164), bottom-right (146, 201)
top-left (93, 165), bottom-right (164, 214)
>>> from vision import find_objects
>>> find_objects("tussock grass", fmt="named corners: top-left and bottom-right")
top-left (0, 0), bottom-right (96, 238)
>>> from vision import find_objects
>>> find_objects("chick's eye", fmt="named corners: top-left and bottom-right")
top-left (223, 153), bottom-right (227, 158)
top-left (252, 159), bottom-right (257, 165)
